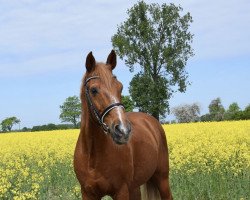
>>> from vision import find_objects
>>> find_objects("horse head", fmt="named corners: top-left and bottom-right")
top-left (82, 50), bottom-right (132, 145)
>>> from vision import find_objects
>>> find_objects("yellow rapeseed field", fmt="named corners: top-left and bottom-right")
top-left (0, 120), bottom-right (249, 199)
top-left (164, 121), bottom-right (250, 175)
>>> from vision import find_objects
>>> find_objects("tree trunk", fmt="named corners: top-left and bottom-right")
top-left (73, 117), bottom-right (77, 128)
top-left (152, 111), bottom-right (160, 121)
top-left (152, 72), bottom-right (160, 121)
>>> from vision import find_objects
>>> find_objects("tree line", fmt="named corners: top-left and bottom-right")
top-left (1, 95), bottom-right (249, 133)
top-left (171, 97), bottom-right (250, 123)
top-left (0, 118), bottom-right (77, 133)
top-left (0, 95), bottom-right (134, 133)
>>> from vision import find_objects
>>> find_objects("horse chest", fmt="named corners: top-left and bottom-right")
top-left (80, 149), bottom-right (134, 194)
top-left (93, 150), bottom-right (134, 181)
top-left (82, 162), bottom-right (133, 196)
top-left (82, 169), bottom-right (110, 195)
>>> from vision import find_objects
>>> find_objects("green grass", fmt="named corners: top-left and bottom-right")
top-left (37, 163), bottom-right (249, 200)
top-left (1, 158), bottom-right (248, 199)
top-left (170, 169), bottom-right (249, 200)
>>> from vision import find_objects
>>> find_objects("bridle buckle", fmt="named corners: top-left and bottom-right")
top-left (102, 123), bottom-right (109, 134)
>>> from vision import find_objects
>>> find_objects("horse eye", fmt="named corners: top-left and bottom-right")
top-left (90, 87), bottom-right (98, 95)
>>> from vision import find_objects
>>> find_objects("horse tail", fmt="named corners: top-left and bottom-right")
top-left (141, 181), bottom-right (161, 200)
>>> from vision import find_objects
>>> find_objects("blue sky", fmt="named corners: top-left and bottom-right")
top-left (0, 0), bottom-right (249, 128)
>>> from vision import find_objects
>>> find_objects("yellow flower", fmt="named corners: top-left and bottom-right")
top-left (0, 121), bottom-right (249, 198)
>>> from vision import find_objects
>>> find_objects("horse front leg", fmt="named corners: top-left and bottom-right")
top-left (81, 188), bottom-right (101, 200)
top-left (113, 184), bottom-right (129, 200)
top-left (129, 187), bottom-right (141, 200)
top-left (81, 192), bottom-right (91, 200)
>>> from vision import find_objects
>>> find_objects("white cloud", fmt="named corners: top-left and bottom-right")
top-left (0, 0), bottom-right (249, 77)
top-left (184, 0), bottom-right (250, 59)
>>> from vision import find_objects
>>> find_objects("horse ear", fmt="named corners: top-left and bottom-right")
top-left (85, 51), bottom-right (96, 72)
top-left (106, 50), bottom-right (117, 70)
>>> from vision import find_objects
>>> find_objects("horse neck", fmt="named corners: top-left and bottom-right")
top-left (80, 104), bottom-right (108, 155)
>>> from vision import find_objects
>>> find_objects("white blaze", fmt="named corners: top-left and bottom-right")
top-left (111, 96), bottom-right (127, 132)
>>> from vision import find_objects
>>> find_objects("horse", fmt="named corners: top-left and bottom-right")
top-left (74, 50), bottom-right (173, 200)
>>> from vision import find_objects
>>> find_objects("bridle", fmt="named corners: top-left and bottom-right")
top-left (84, 76), bottom-right (125, 134)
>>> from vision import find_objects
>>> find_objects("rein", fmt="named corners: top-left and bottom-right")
top-left (84, 76), bottom-right (125, 134)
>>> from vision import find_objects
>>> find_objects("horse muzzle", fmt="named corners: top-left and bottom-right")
top-left (111, 121), bottom-right (131, 145)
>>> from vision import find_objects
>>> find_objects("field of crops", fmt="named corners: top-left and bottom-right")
top-left (0, 121), bottom-right (249, 199)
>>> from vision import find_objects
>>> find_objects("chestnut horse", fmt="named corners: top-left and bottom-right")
top-left (74, 50), bottom-right (172, 200)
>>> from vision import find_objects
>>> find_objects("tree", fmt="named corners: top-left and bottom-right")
top-left (242, 104), bottom-right (250, 120)
top-left (112, 1), bottom-right (194, 120)
top-left (59, 96), bottom-right (81, 128)
top-left (200, 114), bottom-right (213, 122)
top-left (228, 102), bottom-right (240, 113)
top-left (208, 98), bottom-right (225, 121)
top-left (121, 95), bottom-right (134, 112)
top-left (0, 117), bottom-right (20, 132)
top-left (224, 102), bottom-right (241, 120)
top-left (172, 103), bottom-right (200, 123)
top-left (129, 73), bottom-right (170, 118)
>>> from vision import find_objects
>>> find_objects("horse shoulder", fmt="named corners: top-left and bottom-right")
top-left (126, 112), bottom-right (165, 145)
top-left (125, 112), bottom-right (167, 186)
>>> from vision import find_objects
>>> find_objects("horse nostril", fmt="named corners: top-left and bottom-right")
top-left (114, 124), bottom-right (123, 137)
top-left (113, 122), bottom-right (132, 141)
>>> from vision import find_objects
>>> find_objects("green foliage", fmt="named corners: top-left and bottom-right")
top-left (112, 1), bottom-right (194, 120)
top-left (228, 102), bottom-right (240, 113)
top-left (208, 97), bottom-right (225, 121)
top-left (224, 102), bottom-right (241, 120)
top-left (200, 114), bottom-right (213, 122)
top-left (201, 99), bottom-right (250, 122)
top-left (0, 116), bottom-right (20, 132)
top-left (200, 98), bottom-right (225, 122)
top-left (242, 104), bottom-right (250, 119)
top-left (59, 96), bottom-right (81, 128)
top-left (121, 95), bottom-right (134, 112)
top-left (31, 124), bottom-right (77, 132)
top-left (22, 127), bottom-right (31, 132)
top-left (129, 73), bottom-right (170, 118)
